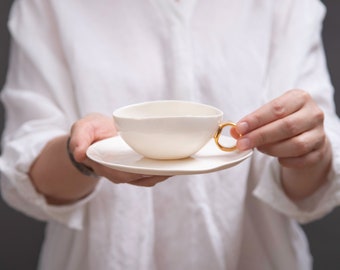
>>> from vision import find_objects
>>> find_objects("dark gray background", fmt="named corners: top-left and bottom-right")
top-left (0, 1), bottom-right (339, 269)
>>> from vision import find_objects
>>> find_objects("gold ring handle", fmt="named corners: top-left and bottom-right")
top-left (213, 122), bottom-right (239, 152)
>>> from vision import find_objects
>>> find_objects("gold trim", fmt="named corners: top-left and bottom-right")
top-left (213, 122), bottom-right (239, 151)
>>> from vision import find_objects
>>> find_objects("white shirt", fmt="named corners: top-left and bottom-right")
top-left (1, 0), bottom-right (340, 269)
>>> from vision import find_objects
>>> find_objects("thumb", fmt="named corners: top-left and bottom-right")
top-left (70, 113), bottom-right (117, 162)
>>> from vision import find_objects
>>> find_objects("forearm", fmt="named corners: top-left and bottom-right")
top-left (29, 135), bottom-right (99, 205)
top-left (280, 138), bottom-right (333, 201)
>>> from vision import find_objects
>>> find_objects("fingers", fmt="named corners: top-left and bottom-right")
top-left (257, 127), bottom-right (326, 158)
top-left (235, 90), bottom-right (325, 152)
top-left (278, 148), bottom-right (326, 169)
top-left (89, 161), bottom-right (170, 187)
top-left (129, 175), bottom-right (169, 187)
top-left (277, 134), bottom-right (330, 169)
top-left (236, 90), bottom-right (308, 136)
top-left (234, 89), bottom-right (329, 171)
top-left (237, 108), bottom-right (323, 150)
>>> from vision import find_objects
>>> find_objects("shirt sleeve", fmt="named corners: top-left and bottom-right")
top-left (253, 0), bottom-right (340, 224)
top-left (0, 0), bottom-right (101, 230)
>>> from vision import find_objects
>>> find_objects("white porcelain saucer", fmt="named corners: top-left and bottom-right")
top-left (86, 136), bottom-right (253, 176)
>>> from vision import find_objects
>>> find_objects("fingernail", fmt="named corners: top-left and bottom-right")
top-left (237, 138), bottom-right (251, 151)
top-left (236, 122), bottom-right (249, 135)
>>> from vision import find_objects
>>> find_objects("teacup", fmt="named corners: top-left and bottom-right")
top-left (113, 100), bottom-right (239, 160)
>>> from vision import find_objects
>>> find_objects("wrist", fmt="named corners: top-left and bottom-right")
top-left (66, 137), bottom-right (98, 178)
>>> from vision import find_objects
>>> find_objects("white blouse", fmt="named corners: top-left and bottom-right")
top-left (1, 0), bottom-right (340, 269)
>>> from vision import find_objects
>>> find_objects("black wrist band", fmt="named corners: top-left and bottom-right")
top-left (66, 137), bottom-right (98, 178)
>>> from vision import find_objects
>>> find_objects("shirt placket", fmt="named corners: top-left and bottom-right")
top-left (150, 0), bottom-right (198, 100)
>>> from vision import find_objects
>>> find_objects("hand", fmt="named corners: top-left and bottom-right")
top-left (69, 113), bottom-right (170, 187)
top-left (232, 89), bottom-right (332, 200)
top-left (234, 89), bottom-right (329, 169)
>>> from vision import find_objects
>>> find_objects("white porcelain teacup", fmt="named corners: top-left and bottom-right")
top-left (113, 100), bottom-right (239, 160)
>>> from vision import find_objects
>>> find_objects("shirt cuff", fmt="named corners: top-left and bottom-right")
top-left (253, 157), bottom-right (340, 224)
top-left (0, 163), bottom-right (103, 230)
top-left (0, 129), bottom-right (103, 230)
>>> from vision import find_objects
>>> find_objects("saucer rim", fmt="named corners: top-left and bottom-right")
top-left (86, 136), bottom-right (253, 176)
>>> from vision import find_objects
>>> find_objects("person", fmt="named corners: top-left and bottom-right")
top-left (1, 0), bottom-right (340, 269)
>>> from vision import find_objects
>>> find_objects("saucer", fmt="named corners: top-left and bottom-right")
top-left (86, 136), bottom-right (253, 176)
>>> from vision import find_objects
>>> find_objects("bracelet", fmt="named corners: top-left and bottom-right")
top-left (66, 137), bottom-right (98, 178)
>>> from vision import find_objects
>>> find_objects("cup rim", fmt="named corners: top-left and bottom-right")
top-left (113, 100), bottom-right (223, 120)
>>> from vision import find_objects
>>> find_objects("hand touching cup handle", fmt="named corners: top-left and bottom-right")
top-left (232, 89), bottom-right (332, 200)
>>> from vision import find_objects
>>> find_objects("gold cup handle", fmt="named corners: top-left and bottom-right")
top-left (213, 122), bottom-right (239, 152)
